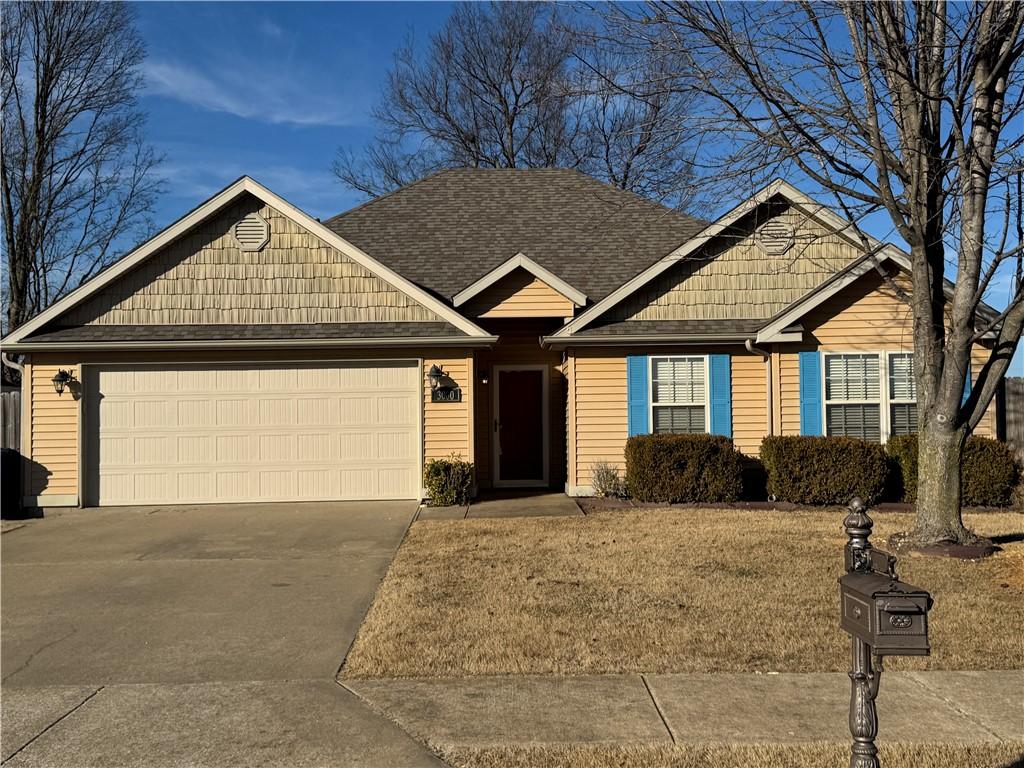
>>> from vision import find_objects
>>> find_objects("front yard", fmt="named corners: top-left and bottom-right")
top-left (342, 509), bottom-right (1023, 679)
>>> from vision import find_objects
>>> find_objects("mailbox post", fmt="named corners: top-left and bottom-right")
top-left (839, 498), bottom-right (933, 768)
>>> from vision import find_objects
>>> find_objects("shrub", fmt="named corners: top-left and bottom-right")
top-left (887, 434), bottom-right (1019, 507)
top-left (590, 461), bottom-right (626, 498)
top-left (760, 435), bottom-right (889, 506)
top-left (423, 454), bottom-right (474, 506)
top-left (886, 435), bottom-right (919, 503)
top-left (624, 434), bottom-right (744, 503)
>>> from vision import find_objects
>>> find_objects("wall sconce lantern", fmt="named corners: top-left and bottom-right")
top-left (428, 364), bottom-right (462, 403)
top-left (51, 369), bottom-right (75, 396)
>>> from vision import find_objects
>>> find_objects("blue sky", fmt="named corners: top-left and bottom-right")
top-left (134, 2), bottom-right (1021, 375)
top-left (136, 1), bottom-right (453, 223)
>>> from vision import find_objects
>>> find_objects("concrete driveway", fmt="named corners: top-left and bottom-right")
top-left (1, 502), bottom-right (443, 767)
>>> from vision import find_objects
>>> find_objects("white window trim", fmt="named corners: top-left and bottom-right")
top-left (821, 351), bottom-right (916, 443)
top-left (648, 355), bottom-right (710, 435)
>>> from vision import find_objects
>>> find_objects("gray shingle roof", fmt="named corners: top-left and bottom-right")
top-left (25, 322), bottom-right (466, 343)
top-left (325, 168), bottom-right (706, 303)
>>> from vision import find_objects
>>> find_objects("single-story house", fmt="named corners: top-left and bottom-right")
top-left (1, 169), bottom-right (1001, 507)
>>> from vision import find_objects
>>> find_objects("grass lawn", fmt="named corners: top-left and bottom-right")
top-left (440, 742), bottom-right (1024, 768)
top-left (341, 509), bottom-right (1023, 678)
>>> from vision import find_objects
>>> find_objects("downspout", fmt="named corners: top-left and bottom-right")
top-left (745, 339), bottom-right (773, 436)
top-left (1, 352), bottom-right (24, 378)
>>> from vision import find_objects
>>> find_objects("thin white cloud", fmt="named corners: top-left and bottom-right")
top-left (142, 59), bottom-right (352, 128)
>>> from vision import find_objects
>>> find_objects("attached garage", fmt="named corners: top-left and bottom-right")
top-left (84, 361), bottom-right (422, 505)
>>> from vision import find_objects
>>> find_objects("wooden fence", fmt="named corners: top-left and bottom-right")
top-left (1005, 377), bottom-right (1024, 454)
top-left (1, 389), bottom-right (20, 451)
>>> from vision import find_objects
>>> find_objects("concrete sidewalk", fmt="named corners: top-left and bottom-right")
top-left (416, 492), bottom-right (582, 521)
top-left (344, 670), bottom-right (1024, 750)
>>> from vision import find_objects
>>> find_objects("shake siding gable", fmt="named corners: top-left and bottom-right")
top-left (606, 202), bottom-right (861, 323)
top-left (60, 193), bottom-right (442, 327)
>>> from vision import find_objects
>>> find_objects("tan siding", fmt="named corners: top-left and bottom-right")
top-left (424, 354), bottom-right (473, 463)
top-left (732, 354), bottom-right (768, 456)
top-left (463, 269), bottom-right (576, 318)
top-left (610, 202), bottom-right (861, 322)
top-left (26, 347), bottom-right (475, 504)
top-left (62, 194), bottom-right (441, 326)
top-left (565, 354), bottom-right (577, 489)
top-left (572, 349), bottom-right (627, 489)
top-left (568, 347), bottom-right (768, 488)
top-left (775, 271), bottom-right (998, 437)
top-left (27, 361), bottom-right (79, 499)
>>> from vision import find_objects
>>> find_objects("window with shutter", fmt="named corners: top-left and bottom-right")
top-left (824, 353), bottom-right (882, 442)
top-left (650, 356), bottom-right (707, 435)
top-left (887, 353), bottom-right (918, 436)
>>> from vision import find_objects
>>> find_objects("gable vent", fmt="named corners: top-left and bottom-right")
top-left (756, 219), bottom-right (795, 256)
top-left (232, 213), bottom-right (270, 252)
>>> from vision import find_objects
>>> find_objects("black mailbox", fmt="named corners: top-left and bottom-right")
top-left (839, 570), bottom-right (932, 656)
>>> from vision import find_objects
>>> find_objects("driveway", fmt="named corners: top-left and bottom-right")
top-left (1, 502), bottom-right (444, 767)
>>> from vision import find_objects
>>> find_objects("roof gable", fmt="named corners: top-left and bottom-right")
top-left (552, 181), bottom-right (901, 340)
top-left (5, 177), bottom-right (491, 346)
top-left (453, 252), bottom-right (586, 311)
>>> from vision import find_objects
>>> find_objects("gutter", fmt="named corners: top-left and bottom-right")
top-left (4, 336), bottom-right (500, 353)
top-left (745, 339), bottom-right (774, 436)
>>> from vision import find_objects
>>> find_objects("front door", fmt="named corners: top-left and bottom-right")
top-left (494, 366), bottom-right (548, 487)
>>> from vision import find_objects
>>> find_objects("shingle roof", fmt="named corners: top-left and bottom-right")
top-left (24, 322), bottom-right (466, 343)
top-left (325, 168), bottom-right (706, 303)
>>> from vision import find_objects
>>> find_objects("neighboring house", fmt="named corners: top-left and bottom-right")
top-left (0, 169), bottom-right (1000, 507)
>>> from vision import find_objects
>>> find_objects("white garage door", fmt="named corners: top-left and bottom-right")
top-left (87, 361), bottom-right (421, 505)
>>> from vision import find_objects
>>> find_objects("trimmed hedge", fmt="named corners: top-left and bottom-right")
top-left (887, 434), bottom-right (1020, 507)
top-left (424, 454), bottom-right (474, 506)
top-left (624, 434), bottom-right (744, 503)
top-left (761, 435), bottom-right (889, 505)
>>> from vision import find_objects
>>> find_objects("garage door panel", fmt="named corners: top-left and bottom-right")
top-left (89, 362), bottom-right (421, 505)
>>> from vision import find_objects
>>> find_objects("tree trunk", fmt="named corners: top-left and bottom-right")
top-left (908, 422), bottom-right (981, 547)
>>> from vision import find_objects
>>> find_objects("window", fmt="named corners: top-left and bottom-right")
top-left (825, 353), bottom-right (881, 442)
top-left (651, 356), bottom-right (706, 434)
top-left (887, 353), bottom-right (918, 436)
top-left (823, 351), bottom-right (917, 442)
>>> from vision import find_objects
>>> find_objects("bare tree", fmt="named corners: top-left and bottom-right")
top-left (333, 2), bottom-right (698, 208)
top-left (1, 1), bottom-right (162, 336)
top-left (611, 2), bottom-right (1023, 547)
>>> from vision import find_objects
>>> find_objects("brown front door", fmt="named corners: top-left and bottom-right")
top-left (495, 367), bottom-right (546, 485)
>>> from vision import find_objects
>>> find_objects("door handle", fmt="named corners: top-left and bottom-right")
top-left (494, 419), bottom-right (499, 433)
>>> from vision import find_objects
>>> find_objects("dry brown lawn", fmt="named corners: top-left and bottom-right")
top-left (440, 742), bottom-right (1024, 768)
top-left (341, 509), bottom-right (1024, 679)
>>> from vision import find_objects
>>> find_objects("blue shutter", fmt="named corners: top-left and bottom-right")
top-left (799, 351), bottom-right (823, 436)
top-left (627, 355), bottom-right (649, 436)
top-left (962, 368), bottom-right (972, 406)
top-left (708, 354), bottom-right (732, 437)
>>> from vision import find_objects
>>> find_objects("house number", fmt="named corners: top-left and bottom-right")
top-left (431, 387), bottom-right (462, 403)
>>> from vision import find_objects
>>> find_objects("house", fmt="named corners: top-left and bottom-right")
top-left (0, 169), bottom-right (1000, 507)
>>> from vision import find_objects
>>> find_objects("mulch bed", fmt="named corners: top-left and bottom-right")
top-left (575, 497), bottom-right (1016, 516)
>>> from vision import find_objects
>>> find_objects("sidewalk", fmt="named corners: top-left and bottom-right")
top-left (343, 670), bottom-right (1023, 750)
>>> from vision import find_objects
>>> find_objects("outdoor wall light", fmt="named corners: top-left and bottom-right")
top-left (51, 369), bottom-right (75, 396)
top-left (428, 364), bottom-right (457, 391)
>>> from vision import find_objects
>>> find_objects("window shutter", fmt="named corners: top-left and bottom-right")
top-left (962, 367), bottom-right (972, 406)
top-left (799, 351), bottom-right (823, 436)
top-left (627, 356), bottom-right (650, 436)
top-left (708, 354), bottom-right (732, 437)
